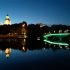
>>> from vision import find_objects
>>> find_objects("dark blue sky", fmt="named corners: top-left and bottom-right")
top-left (0, 0), bottom-right (70, 25)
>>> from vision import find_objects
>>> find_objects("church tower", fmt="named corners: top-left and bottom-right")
top-left (4, 15), bottom-right (11, 25)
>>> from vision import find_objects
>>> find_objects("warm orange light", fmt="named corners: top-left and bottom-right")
top-left (5, 48), bottom-right (11, 58)
top-left (4, 15), bottom-right (11, 25)
top-left (22, 46), bottom-right (25, 51)
top-left (22, 24), bottom-right (25, 27)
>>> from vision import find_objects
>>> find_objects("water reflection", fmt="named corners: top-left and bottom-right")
top-left (0, 39), bottom-right (70, 58)
top-left (5, 48), bottom-right (11, 58)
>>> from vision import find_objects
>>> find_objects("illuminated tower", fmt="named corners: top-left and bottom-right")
top-left (4, 15), bottom-right (11, 25)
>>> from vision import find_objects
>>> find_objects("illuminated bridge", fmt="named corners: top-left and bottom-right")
top-left (43, 33), bottom-right (70, 46)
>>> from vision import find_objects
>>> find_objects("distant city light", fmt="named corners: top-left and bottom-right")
top-left (59, 30), bottom-right (62, 33)
top-left (22, 24), bottom-right (25, 27)
top-left (54, 30), bottom-right (55, 33)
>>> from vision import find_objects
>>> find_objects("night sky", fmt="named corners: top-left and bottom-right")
top-left (0, 0), bottom-right (70, 25)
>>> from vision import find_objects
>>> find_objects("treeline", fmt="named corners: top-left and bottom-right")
top-left (27, 24), bottom-right (70, 38)
top-left (0, 21), bottom-right (70, 38)
top-left (0, 21), bottom-right (27, 35)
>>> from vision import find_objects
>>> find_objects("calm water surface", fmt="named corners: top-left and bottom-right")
top-left (0, 39), bottom-right (70, 70)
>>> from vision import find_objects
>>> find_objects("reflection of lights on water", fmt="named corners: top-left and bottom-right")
top-left (5, 48), bottom-right (11, 54)
top-left (45, 42), bottom-right (46, 45)
top-left (59, 45), bottom-right (62, 49)
top-left (0, 50), bottom-right (2, 53)
top-left (65, 46), bottom-right (69, 50)
top-left (45, 33), bottom-right (47, 34)
top-left (66, 47), bottom-right (69, 50)
top-left (22, 46), bottom-right (25, 51)
top-left (49, 44), bottom-right (51, 46)
top-left (22, 46), bottom-right (29, 51)
top-left (24, 33), bottom-right (26, 35)
top-left (49, 31), bottom-right (51, 33)
top-left (54, 45), bottom-right (55, 47)
top-left (6, 54), bottom-right (10, 58)
top-left (65, 46), bottom-right (68, 48)
top-left (5, 48), bottom-right (11, 58)
top-left (24, 39), bottom-right (26, 42)
top-left (37, 37), bottom-right (40, 40)
top-left (43, 48), bottom-right (46, 50)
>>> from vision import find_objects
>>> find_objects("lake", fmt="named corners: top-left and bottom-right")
top-left (0, 39), bottom-right (70, 70)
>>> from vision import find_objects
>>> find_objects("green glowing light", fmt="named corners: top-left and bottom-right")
top-left (43, 33), bottom-right (70, 46)
top-left (44, 39), bottom-right (69, 46)
top-left (44, 33), bottom-right (70, 38)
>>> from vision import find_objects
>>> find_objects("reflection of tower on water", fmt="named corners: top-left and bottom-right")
top-left (21, 39), bottom-right (28, 51)
top-left (22, 39), bottom-right (26, 46)
top-left (5, 48), bottom-right (11, 58)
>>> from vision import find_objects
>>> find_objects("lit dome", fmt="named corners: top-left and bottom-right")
top-left (4, 15), bottom-right (11, 25)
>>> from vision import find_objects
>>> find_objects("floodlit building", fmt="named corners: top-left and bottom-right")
top-left (4, 15), bottom-right (11, 25)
